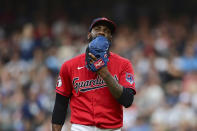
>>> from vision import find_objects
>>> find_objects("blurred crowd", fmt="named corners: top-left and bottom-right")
top-left (0, 14), bottom-right (197, 131)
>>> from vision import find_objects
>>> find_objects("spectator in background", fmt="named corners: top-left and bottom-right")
top-left (19, 23), bottom-right (36, 61)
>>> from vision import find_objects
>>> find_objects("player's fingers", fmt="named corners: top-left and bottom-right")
top-left (89, 53), bottom-right (97, 61)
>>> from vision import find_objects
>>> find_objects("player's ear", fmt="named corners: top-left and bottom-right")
top-left (87, 32), bottom-right (91, 40)
top-left (87, 32), bottom-right (93, 42)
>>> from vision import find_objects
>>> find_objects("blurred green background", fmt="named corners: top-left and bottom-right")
top-left (0, 0), bottom-right (197, 131)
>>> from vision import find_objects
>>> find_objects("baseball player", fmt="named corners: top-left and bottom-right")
top-left (52, 17), bottom-right (136, 131)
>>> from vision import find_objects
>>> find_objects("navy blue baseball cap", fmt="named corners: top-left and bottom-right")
top-left (89, 17), bottom-right (116, 34)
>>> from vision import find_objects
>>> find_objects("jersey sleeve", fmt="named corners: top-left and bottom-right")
top-left (119, 60), bottom-right (136, 94)
top-left (55, 63), bottom-right (72, 97)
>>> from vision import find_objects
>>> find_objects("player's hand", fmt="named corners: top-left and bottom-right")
top-left (88, 53), bottom-right (97, 64)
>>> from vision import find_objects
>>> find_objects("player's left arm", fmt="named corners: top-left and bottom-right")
top-left (89, 53), bottom-right (136, 108)
top-left (97, 66), bottom-right (135, 108)
top-left (97, 66), bottom-right (123, 98)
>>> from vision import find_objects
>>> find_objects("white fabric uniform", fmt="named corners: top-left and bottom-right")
top-left (71, 124), bottom-right (121, 131)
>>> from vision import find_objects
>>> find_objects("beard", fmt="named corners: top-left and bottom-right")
top-left (87, 34), bottom-right (94, 42)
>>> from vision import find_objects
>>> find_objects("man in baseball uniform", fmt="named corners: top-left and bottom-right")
top-left (52, 17), bottom-right (136, 131)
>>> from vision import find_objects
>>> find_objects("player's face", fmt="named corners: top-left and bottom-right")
top-left (88, 25), bottom-right (112, 42)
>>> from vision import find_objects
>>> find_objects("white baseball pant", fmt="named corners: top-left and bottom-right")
top-left (71, 124), bottom-right (121, 131)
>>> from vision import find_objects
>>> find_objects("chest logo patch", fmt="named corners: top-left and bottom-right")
top-left (126, 73), bottom-right (134, 85)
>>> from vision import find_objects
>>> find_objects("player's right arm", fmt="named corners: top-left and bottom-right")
top-left (52, 93), bottom-right (69, 131)
top-left (52, 62), bottom-right (72, 131)
top-left (52, 124), bottom-right (62, 131)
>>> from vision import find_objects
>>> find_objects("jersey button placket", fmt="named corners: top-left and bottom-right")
top-left (93, 89), bottom-right (99, 126)
top-left (91, 90), bottom-right (96, 125)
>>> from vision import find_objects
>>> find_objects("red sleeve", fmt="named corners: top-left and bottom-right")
top-left (55, 63), bottom-right (72, 97)
top-left (119, 60), bottom-right (136, 94)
